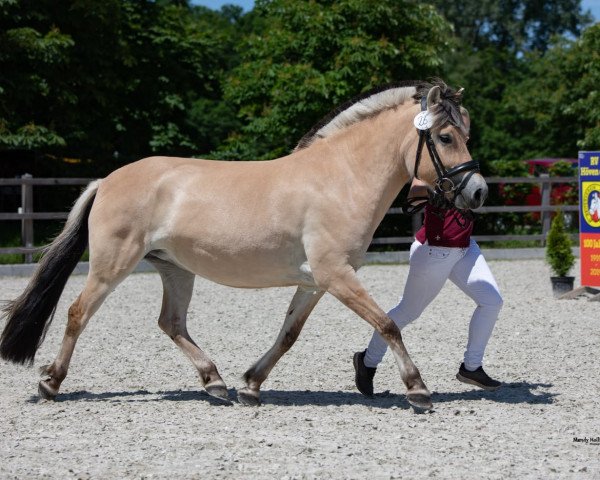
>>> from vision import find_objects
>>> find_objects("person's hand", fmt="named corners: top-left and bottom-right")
top-left (428, 189), bottom-right (452, 209)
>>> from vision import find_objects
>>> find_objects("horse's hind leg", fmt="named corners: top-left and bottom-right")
top-left (39, 239), bottom-right (146, 400)
top-left (239, 287), bottom-right (324, 406)
top-left (38, 275), bottom-right (122, 399)
top-left (150, 258), bottom-right (229, 402)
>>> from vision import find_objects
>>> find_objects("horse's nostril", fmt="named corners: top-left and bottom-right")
top-left (472, 187), bottom-right (488, 206)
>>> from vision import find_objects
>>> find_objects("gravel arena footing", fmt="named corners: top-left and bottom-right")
top-left (1, 259), bottom-right (599, 479)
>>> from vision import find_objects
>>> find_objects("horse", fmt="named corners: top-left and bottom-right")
top-left (0, 80), bottom-right (487, 411)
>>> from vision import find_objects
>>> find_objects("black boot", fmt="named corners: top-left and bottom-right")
top-left (353, 350), bottom-right (376, 397)
top-left (456, 363), bottom-right (501, 391)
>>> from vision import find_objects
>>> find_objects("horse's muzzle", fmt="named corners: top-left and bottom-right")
top-left (454, 173), bottom-right (488, 210)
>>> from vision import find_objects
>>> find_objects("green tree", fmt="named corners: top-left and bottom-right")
top-left (498, 23), bottom-right (600, 159)
top-left (430, 0), bottom-right (593, 166)
top-left (112, 1), bottom-right (239, 163)
top-left (565, 23), bottom-right (600, 150)
top-left (219, 0), bottom-right (453, 160)
top-left (0, 0), bottom-right (76, 150)
top-left (429, 0), bottom-right (591, 54)
top-left (0, 0), bottom-right (242, 174)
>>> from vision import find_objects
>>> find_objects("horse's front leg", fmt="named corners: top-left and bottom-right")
top-left (238, 286), bottom-right (324, 406)
top-left (326, 268), bottom-right (432, 411)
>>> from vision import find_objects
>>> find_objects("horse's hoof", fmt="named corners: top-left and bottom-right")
top-left (205, 384), bottom-right (231, 404)
top-left (237, 388), bottom-right (261, 407)
top-left (406, 392), bottom-right (433, 412)
top-left (411, 403), bottom-right (433, 414)
top-left (38, 379), bottom-right (58, 401)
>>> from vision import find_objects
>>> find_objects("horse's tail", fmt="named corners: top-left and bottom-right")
top-left (0, 180), bottom-right (101, 365)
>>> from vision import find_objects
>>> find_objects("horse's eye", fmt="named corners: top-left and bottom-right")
top-left (439, 134), bottom-right (452, 145)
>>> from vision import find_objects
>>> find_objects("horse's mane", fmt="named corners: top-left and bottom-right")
top-left (295, 79), bottom-right (465, 151)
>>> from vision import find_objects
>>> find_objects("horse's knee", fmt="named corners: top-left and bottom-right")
top-left (379, 317), bottom-right (402, 345)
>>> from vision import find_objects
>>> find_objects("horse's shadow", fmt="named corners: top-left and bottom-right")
top-left (28, 388), bottom-right (235, 407)
top-left (432, 381), bottom-right (556, 406)
top-left (27, 381), bottom-right (556, 409)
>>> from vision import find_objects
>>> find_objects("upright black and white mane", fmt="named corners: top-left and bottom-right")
top-left (295, 79), bottom-right (467, 151)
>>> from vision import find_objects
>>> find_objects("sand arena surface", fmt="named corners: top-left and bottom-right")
top-left (1, 259), bottom-right (599, 479)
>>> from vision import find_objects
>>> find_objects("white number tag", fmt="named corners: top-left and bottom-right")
top-left (414, 111), bottom-right (433, 130)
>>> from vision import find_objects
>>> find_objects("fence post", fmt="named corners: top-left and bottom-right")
top-left (21, 173), bottom-right (34, 263)
top-left (540, 173), bottom-right (551, 246)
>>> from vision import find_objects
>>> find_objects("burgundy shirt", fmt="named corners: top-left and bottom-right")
top-left (415, 204), bottom-right (473, 248)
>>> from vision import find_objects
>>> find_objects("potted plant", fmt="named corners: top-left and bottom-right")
top-left (545, 211), bottom-right (575, 297)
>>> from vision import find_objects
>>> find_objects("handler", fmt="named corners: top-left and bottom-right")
top-left (354, 179), bottom-right (503, 395)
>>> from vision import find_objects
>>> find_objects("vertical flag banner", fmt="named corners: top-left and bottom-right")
top-left (579, 151), bottom-right (600, 287)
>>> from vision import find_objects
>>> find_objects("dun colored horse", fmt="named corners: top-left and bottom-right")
top-left (1, 80), bottom-right (487, 410)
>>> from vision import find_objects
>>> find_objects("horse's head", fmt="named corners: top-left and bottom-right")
top-left (410, 83), bottom-right (487, 210)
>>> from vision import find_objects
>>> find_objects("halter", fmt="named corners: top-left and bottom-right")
top-left (413, 97), bottom-right (479, 197)
top-left (402, 97), bottom-right (480, 215)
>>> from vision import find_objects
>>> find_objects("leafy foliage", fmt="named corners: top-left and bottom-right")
top-left (490, 23), bottom-right (600, 162)
top-left (434, 0), bottom-right (594, 167)
top-left (430, 0), bottom-right (591, 54)
top-left (0, 0), bottom-right (75, 151)
top-left (219, 0), bottom-right (453, 159)
top-left (565, 24), bottom-right (600, 150)
top-left (0, 0), bottom-right (597, 176)
top-left (546, 211), bottom-right (575, 277)
top-left (0, 0), bottom-right (241, 174)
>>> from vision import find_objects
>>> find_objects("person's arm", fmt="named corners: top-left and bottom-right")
top-left (407, 178), bottom-right (429, 199)
top-left (401, 178), bottom-right (431, 213)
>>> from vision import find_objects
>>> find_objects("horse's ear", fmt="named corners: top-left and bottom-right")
top-left (460, 106), bottom-right (470, 133)
top-left (426, 86), bottom-right (441, 110)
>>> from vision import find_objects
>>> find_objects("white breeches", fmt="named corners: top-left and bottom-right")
top-left (364, 239), bottom-right (503, 371)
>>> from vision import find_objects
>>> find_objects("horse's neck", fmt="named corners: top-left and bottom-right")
top-left (332, 108), bottom-right (413, 216)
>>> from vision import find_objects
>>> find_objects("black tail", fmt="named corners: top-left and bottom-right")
top-left (0, 181), bottom-right (99, 365)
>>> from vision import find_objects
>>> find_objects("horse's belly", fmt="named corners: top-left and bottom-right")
top-left (139, 166), bottom-right (319, 288)
top-left (157, 243), bottom-right (316, 289)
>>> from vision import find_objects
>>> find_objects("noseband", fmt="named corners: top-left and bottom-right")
top-left (413, 97), bottom-right (480, 199)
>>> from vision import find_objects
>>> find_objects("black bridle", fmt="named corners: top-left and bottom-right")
top-left (403, 97), bottom-right (480, 215)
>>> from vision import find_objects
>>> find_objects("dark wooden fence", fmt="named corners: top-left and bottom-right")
top-left (0, 175), bottom-right (95, 262)
top-left (0, 174), bottom-right (579, 263)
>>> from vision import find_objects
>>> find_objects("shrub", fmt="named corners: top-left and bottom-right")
top-left (545, 211), bottom-right (574, 277)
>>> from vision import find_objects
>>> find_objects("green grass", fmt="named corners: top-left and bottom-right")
top-left (0, 246), bottom-right (89, 264)
top-left (0, 253), bottom-right (27, 264)
top-left (478, 240), bottom-right (543, 249)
